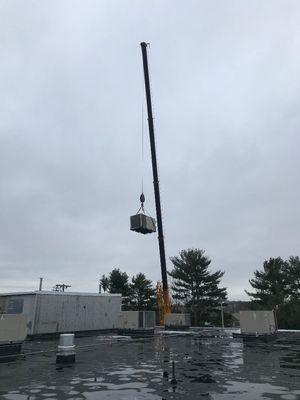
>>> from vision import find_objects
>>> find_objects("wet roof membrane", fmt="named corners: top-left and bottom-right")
top-left (0, 329), bottom-right (299, 399)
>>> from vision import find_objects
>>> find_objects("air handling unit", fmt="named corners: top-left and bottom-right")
top-left (0, 291), bottom-right (122, 337)
top-left (130, 213), bottom-right (156, 234)
top-left (130, 193), bottom-right (156, 234)
top-left (118, 310), bottom-right (155, 336)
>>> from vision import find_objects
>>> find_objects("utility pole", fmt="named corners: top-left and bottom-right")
top-left (220, 301), bottom-right (224, 329)
top-left (53, 284), bottom-right (71, 292)
top-left (140, 42), bottom-right (171, 314)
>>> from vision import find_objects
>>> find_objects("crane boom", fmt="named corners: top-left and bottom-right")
top-left (140, 42), bottom-right (171, 319)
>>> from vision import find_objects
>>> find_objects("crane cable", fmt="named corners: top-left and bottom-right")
top-left (138, 80), bottom-right (147, 214)
top-left (136, 100), bottom-right (151, 217)
top-left (141, 101), bottom-right (144, 196)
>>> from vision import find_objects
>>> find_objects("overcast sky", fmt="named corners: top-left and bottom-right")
top-left (0, 1), bottom-right (299, 300)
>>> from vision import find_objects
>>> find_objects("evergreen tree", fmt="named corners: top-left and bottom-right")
top-left (107, 268), bottom-right (130, 297)
top-left (169, 248), bottom-right (227, 326)
top-left (246, 257), bottom-right (288, 308)
top-left (101, 268), bottom-right (131, 308)
top-left (128, 273), bottom-right (156, 310)
top-left (100, 274), bottom-right (109, 293)
top-left (246, 256), bottom-right (300, 329)
top-left (284, 256), bottom-right (300, 301)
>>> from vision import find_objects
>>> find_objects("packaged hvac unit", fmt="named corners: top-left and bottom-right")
top-left (130, 213), bottom-right (156, 234)
top-left (0, 314), bottom-right (27, 343)
top-left (164, 313), bottom-right (191, 330)
top-left (239, 310), bottom-right (276, 334)
top-left (0, 292), bottom-right (122, 336)
top-left (119, 311), bottom-right (155, 329)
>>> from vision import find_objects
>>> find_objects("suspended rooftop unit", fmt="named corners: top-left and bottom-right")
top-left (130, 193), bottom-right (156, 235)
top-left (130, 213), bottom-right (156, 234)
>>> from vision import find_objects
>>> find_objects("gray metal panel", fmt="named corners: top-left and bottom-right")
top-left (0, 315), bottom-right (27, 343)
top-left (0, 298), bottom-right (6, 314)
top-left (0, 292), bottom-right (122, 336)
top-left (164, 313), bottom-right (191, 327)
top-left (130, 214), bottom-right (142, 230)
top-left (239, 310), bottom-right (276, 334)
top-left (6, 298), bottom-right (24, 314)
top-left (118, 311), bottom-right (139, 329)
top-left (33, 293), bottom-right (122, 335)
top-left (0, 294), bottom-right (36, 336)
top-left (138, 311), bottom-right (144, 328)
top-left (143, 215), bottom-right (156, 231)
top-left (144, 311), bottom-right (155, 328)
top-left (118, 311), bottom-right (155, 329)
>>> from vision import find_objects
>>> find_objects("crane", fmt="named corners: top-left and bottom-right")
top-left (140, 42), bottom-right (171, 324)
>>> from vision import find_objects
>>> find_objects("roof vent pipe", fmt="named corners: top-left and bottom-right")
top-left (39, 277), bottom-right (43, 291)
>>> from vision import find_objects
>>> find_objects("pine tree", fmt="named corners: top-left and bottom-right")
top-left (108, 268), bottom-right (130, 294)
top-left (245, 257), bottom-right (288, 308)
top-left (285, 256), bottom-right (300, 301)
top-left (246, 256), bottom-right (300, 329)
top-left (102, 268), bottom-right (131, 308)
top-left (128, 273), bottom-right (156, 310)
top-left (169, 248), bottom-right (227, 326)
top-left (100, 274), bottom-right (109, 293)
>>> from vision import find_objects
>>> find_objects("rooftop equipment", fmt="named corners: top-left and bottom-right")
top-left (239, 310), bottom-right (277, 335)
top-left (130, 193), bottom-right (156, 234)
top-left (0, 314), bottom-right (27, 361)
top-left (118, 310), bottom-right (155, 337)
top-left (164, 313), bottom-right (191, 331)
top-left (0, 291), bottom-right (122, 337)
top-left (56, 333), bottom-right (76, 364)
top-left (233, 310), bottom-right (278, 342)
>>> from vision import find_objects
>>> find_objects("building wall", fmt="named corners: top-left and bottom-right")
top-left (33, 293), bottom-right (121, 335)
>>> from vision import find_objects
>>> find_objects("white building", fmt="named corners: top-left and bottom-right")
top-left (0, 291), bottom-right (122, 337)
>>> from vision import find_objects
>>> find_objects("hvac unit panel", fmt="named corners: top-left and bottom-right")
top-left (119, 311), bottom-right (155, 329)
top-left (34, 294), bottom-right (122, 335)
top-left (0, 314), bottom-right (27, 343)
top-left (164, 313), bottom-right (191, 328)
top-left (130, 214), bottom-right (156, 234)
top-left (239, 310), bottom-right (276, 334)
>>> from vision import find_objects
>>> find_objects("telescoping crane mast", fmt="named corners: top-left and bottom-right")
top-left (140, 42), bottom-right (171, 322)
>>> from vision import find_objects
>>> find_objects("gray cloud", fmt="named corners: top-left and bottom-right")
top-left (1, 1), bottom-right (300, 299)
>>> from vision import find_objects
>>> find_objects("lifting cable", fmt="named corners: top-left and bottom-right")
top-left (136, 53), bottom-right (153, 220)
top-left (137, 75), bottom-right (147, 215)
top-left (137, 102), bottom-right (152, 217)
top-left (141, 101), bottom-right (144, 196)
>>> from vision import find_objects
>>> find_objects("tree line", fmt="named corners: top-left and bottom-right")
top-left (100, 270), bottom-right (156, 310)
top-left (100, 248), bottom-right (228, 326)
top-left (100, 249), bottom-right (300, 329)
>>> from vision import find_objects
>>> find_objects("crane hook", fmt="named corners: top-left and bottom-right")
top-left (140, 192), bottom-right (145, 211)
